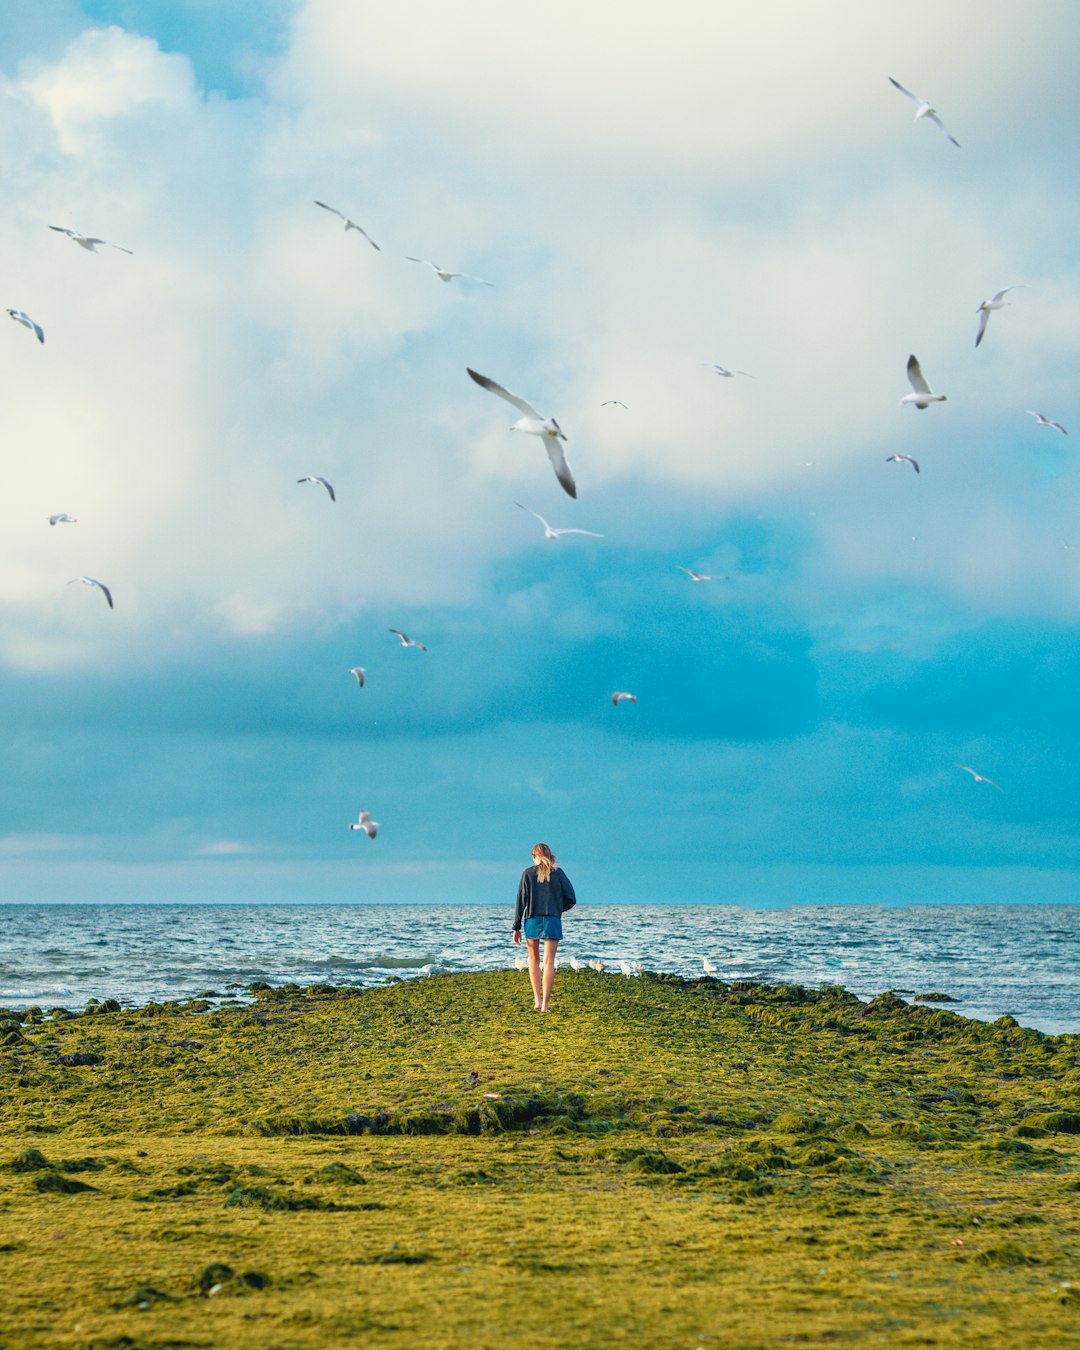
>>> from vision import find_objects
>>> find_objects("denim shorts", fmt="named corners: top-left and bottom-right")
top-left (523, 914), bottom-right (563, 941)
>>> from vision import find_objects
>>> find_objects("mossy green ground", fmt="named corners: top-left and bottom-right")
top-left (1, 972), bottom-right (1079, 1349)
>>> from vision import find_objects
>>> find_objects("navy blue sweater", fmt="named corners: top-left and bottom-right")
top-left (513, 865), bottom-right (576, 931)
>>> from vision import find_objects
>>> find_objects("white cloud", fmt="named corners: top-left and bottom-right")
top-left (3, 4), bottom-right (1080, 682)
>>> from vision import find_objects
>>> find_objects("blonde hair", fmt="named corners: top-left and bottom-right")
top-left (531, 843), bottom-right (557, 884)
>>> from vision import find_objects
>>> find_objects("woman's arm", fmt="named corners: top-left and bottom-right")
top-left (512, 869), bottom-right (529, 934)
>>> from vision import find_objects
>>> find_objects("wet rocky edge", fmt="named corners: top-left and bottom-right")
top-left (0, 972), bottom-right (1078, 1348)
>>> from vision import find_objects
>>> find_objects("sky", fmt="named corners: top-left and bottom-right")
top-left (4, 0), bottom-right (1080, 906)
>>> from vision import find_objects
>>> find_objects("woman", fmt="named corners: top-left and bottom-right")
top-left (512, 843), bottom-right (576, 1012)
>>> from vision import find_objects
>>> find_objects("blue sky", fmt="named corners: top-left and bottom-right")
top-left (4, 1), bottom-right (1080, 905)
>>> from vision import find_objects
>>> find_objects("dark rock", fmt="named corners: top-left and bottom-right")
top-left (914, 992), bottom-right (959, 1003)
top-left (58, 1052), bottom-right (102, 1067)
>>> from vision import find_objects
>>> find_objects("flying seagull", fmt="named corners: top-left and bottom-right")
top-left (405, 257), bottom-right (493, 285)
top-left (48, 513), bottom-right (77, 526)
top-left (68, 576), bottom-right (113, 608)
top-left (389, 629), bottom-right (427, 651)
top-left (975, 286), bottom-right (1023, 348)
top-left (466, 367), bottom-right (576, 498)
top-left (886, 454), bottom-right (921, 474)
top-left (348, 810), bottom-right (380, 837)
top-left (514, 501), bottom-right (602, 540)
top-left (313, 201), bottom-right (380, 250)
top-left (297, 475), bottom-right (336, 501)
top-left (887, 77), bottom-right (960, 147)
top-left (600, 400), bottom-right (628, 408)
top-left (678, 566), bottom-right (727, 581)
top-left (349, 667), bottom-right (366, 688)
top-left (956, 763), bottom-right (1003, 792)
top-left (702, 363), bottom-right (754, 378)
top-left (900, 354), bottom-right (947, 410)
top-left (612, 691), bottom-right (637, 706)
top-left (1026, 410), bottom-right (1067, 436)
top-left (6, 309), bottom-right (44, 343)
top-left (49, 226), bottom-right (132, 254)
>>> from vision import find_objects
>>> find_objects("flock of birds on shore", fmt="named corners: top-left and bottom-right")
top-left (14, 73), bottom-right (1063, 869)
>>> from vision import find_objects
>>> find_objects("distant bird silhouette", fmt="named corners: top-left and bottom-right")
top-left (68, 576), bottom-right (113, 608)
top-left (611, 691), bottom-right (637, 706)
top-left (389, 629), bottom-right (427, 651)
top-left (1026, 410), bottom-right (1067, 436)
top-left (957, 764), bottom-right (1003, 792)
top-left (313, 201), bottom-right (380, 249)
top-left (886, 454), bottom-right (920, 474)
top-left (7, 309), bottom-right (44, 343)
top-left (297, 475), bottom-right (335, 501)
top-left (49, 226), bottom-right (132, 254)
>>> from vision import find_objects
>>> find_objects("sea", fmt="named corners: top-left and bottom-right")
top-left (0, 903), bottom-right (1077, 1036)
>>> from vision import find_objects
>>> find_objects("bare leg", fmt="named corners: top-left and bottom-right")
top-left (540, 939), bottom-right (558, 1012)
top-left (526, 939), bottom-right (542, 1009)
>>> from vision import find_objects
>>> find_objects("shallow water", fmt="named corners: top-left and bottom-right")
top-left (1, 902), bottom-right (1077, 1034)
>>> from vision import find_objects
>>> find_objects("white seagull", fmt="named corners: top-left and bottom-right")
top-left (975, 286), bottom-right (1023, 348)
top-left (588, 958), bottom-right (605, 973)
top-left (313, 201), bottom-right (380, 250)
top-left (612, 691), bottom-right (637, 706)
top-left (348, 810), bottom-right (380, 837)
top-left (702, 957), bottom-right (719, 976)
top-left (1026, 410), bottom-right (1067, 436)
top-left (514, 502), bottom-right (602, 541)
top-left (886, 454), bottom-right (921, 474)
top-left (956, 763), bottom-right (1003, 792)
top-left (68, 576), bottom-right (113, 608)
top-left (466, 368), bottom-right (576, 499)
top-left (678, 567), bottom-right (727, 582)
top-left (7, 309), bottom-right (44, 343)
top-left (887, 77), bottom-right (960, 147)
top-left (297, 475), bottom-right (336, 501)
top-left (405, 257), bottom-right (493, 285)
top-left (48, 226), bottom-right (132, 254)
top-left (349, 667), bottom-right (366, 688)
top-left (48, 513), bottom-right (77, 526)
top-left (900, 355), bottom-right (947, 410)
top-left (389, 629), bottom-right (427, 651)
top-left (702, 363), bottom-right (754, 379)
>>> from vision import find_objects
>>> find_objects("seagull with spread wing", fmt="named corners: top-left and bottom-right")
top-left (49, 513), bottom-right (77, 526)
top-left (514, 502), bottom-right (602, 540)
top-left (886, 454), bottom-right (921, 474)
top-left (612, 691), bottom-right (637, 706)
top-left (406, 256), bottom-right (493, 285)
top-left (678, 567), bottom-right (728, 582)
top-left (297, 475), bottom-right (336, 501)
top-left (467, 368), bottom-right (577, 498)
top-left (975, 286), bottom-right (1023, 348)
top-left (68, 576), bottom-right (113, 608)
top-left (348, 810), bottom-right (380, 837)
top-left (887, 77), bottom-right (960, 147)
top-left (313, 201), bottom-right (380, 250)
top-left (1026, 410), bottom-right (1067, 436)
top-left (49, 226), bottom-right (132, 254)
top-left (900, 355), bottom-right (947, 410)
top-left (389, 629), bottom-right (427, 651)
top-left (957, 764), bottom-right (1003, 792)
top-left (349, 667), bottom-right (366, 688)
top-left (7, 309), bottom-right (44, 343)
